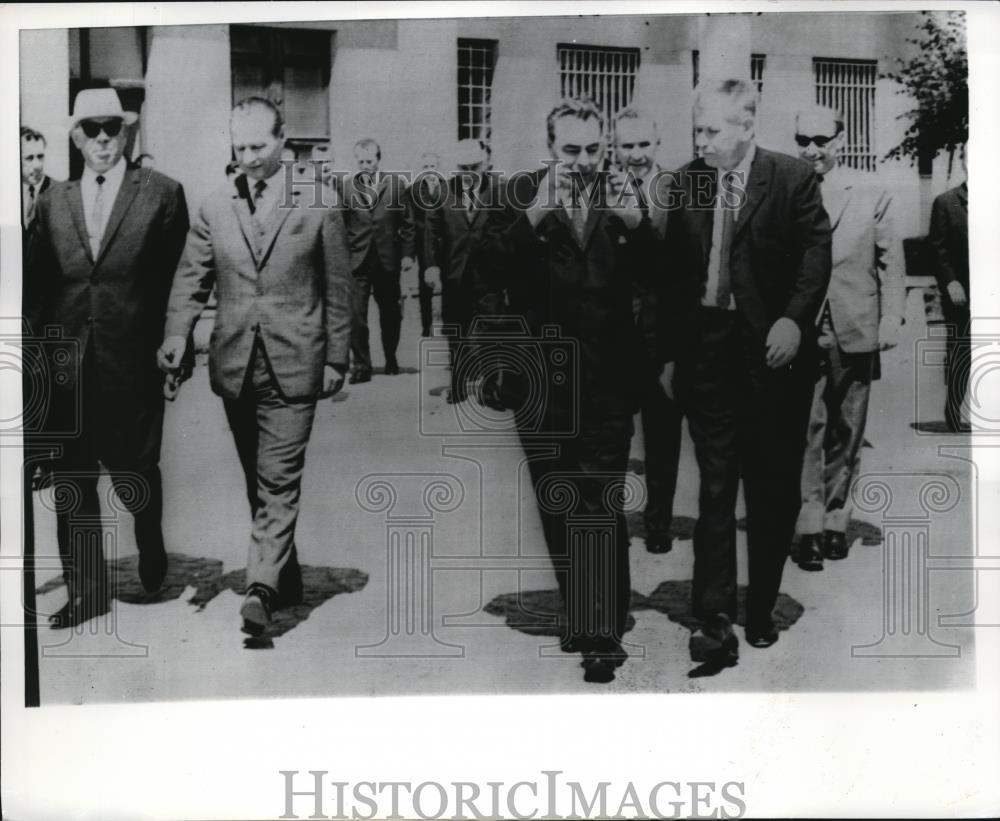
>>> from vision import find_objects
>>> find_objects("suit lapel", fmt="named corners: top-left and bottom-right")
top-left (256, 189), bottom-right (298, 271)
top-left (63, 181), bottom-right (94, 265)
top-left (824, 181), bottom-right (852, 233)
top-left (733, 150), bottom-right (770, 239)
top-left (230, 177), bottom-right (262, 270)
top-left (95, 167), bottom-right (143, 265)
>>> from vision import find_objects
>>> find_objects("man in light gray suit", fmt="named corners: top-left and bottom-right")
top-left (791, 104), bottom-right (904, 570)
top-left (158, 97), bottom-right (353, 636)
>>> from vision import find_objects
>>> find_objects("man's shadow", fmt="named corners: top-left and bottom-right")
top-left (36, 553), bottom-right (369, 647)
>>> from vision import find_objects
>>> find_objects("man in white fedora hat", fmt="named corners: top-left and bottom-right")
top-left (24, 87), bottom-right (190, 629)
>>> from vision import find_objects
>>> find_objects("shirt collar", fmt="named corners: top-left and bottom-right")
top-left (83, 157), bottom-right (127, 186)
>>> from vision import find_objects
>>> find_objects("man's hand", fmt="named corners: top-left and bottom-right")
top-left (321, 364), bottom-right (346, 399)
top-left (878, 315), bottom-right (902, 351)
top-left (425, 265), bottom-right (442, 292)
top-left (765, 318), bottom-right (802, 368)
top-left (658, 362), bottom-right (675, 401)
top-left (947, 280), bottom-right (968, 309)
top-left (607, 169), bottom-right (645, 228)
top-left (164, 371), bottom-right (183, 401)
top-left (157, 335), bottom-right (187, 373)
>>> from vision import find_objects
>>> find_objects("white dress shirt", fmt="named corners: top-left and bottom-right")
top-left (703, 142), bottom-right (756, 310)
top-left (81, 158), bottom-right (127, 257)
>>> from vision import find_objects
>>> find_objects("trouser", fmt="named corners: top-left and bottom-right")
top-left (638, 366), bottom-right (683, 540)
top-left (222, 340), bottom-right (317, 593)
top-left (796, 345), bottom-right (875, 536)
top-left (679, 308), bottom-right (814, 629)
top-left (351, 249), bottom-right (402, 373)
top-left (517, 406), bottom-right (634, 648)
top-left (49, 343), bottom-right (166, 609)
top-left (442, 282), bottom-right (478, 399)
top-left (944, 306), bottom-right (971, 429)
top-left (417, 267), bottom-right (434, 337)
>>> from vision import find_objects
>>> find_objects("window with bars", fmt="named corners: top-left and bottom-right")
top-left (814, 57), bottom-right (878, 172)
top-left (751, 53), bottom-right (766, 95)
top-left (230, 25), bottom-right (332, 152)
top-left (457, 38), bottom-right (497, 144)
top-left (557, 43), bottom-right (640, 145)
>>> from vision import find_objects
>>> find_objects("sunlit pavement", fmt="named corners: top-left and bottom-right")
top-left (29, 288), bottom-right (976, 702)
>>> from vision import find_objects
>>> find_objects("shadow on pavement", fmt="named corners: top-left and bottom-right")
top-left (36, 554), bottom-right (369, 640)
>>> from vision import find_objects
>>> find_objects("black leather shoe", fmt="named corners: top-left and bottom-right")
top-left (823, 530), bottom-right (849, 560)
top-left (48, 597), bottom-right (110, 630)
top-left (240, 584), bottom-right (274, 636)
top-left (138, 545), bottom-right (168, 594)
top-left (795, 534), bottom-right (824, 571)
top-left (582, 656), bottom-right (616, 684)
top-left (645, 535), bottom-right (673, 554)
top-left (349, 370), bottom-right (372, 384)
top-left (746, 621), bottom-right (779, 649)
top-left (560, 634), bottom-right (588, 654)
top-left (689, 613), bottom-right (739, 666)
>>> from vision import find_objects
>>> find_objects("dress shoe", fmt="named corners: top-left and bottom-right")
top-left (48, 597), bottom-right (110, 630)
top-left (383, 358), bottom-right (401, 375)
top-left (794, 533), bottom-right (824, 571)
top-left (745, 621), bottom-right (779, 649)
top-left (823, 530), bottom-right (849, 560)
top-left (581, 656), bottom-right (616, 684)
top-left (581, 640), bottom-right (628, 670)
top-left (138, 544), bottom-right (168, 593)
top-left (240, 584), bottom-right (274, 636)
top-left (689, 613), bottom-right (739, 666)
top-left (645, 534), bottom-right (673, 554)
top-left (560, 634), bottom-right (588, 654)
top-left (349, 370), bottom-right (372, 384)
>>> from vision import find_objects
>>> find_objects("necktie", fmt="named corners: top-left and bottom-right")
top-left (252, 179), bottom-right (268, 225)
top-left (90, 174), bottom-right (106, 258)
top-left (465, 188), bottom-right (476, 223)
top-left (715, 171), bottom-right (736, 310)
top-left (25, 184), bottom-right (36, 226)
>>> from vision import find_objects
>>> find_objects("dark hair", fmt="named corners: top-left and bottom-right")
top-left (20, 126), bottom-right (46, 145)
top-left (546, 97), bottom-right (604, 145)
top-left (231, 96), bottom-right (284, 136)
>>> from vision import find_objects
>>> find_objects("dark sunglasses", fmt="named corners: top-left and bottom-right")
top-left (79, 119), bottom-right (124, 139)
top-left (795, 133), bottom-right (837, 148)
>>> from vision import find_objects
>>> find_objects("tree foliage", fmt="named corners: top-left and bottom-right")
top-left (883, 11), bottom-right (967, 167)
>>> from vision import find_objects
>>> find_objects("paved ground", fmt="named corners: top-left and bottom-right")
top-left (29, 288), bottom-right (977, 702)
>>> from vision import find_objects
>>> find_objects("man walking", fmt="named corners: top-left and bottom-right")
top-left (490, 98), bottom-right (652, 683)
top-left (659, 79), bottom-right (831, 662)
top-left (411, 151), bottom-right (445, 338)
top-left (928, 143), bottom-right (970, 433)
top-left (25, 89), bottom-right (189, 628)
top-left (791, 105), bottom-right (904, 569)
top-left (341, 138), bottom-right (416, 381)
top-left (158, 97), bottom-right (353, 635)
top-left (612, 107), bottom-right (682, 555)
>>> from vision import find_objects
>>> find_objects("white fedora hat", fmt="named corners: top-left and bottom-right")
top-left (68, 88), bottom-right (138, 129)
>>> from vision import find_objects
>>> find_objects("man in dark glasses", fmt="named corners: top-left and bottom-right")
top-left (24, 88), bottom-right (190, 628)
top-left (791, 104), bottom-right (903, 570)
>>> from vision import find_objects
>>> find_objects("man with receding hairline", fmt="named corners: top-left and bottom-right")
top-left (659, 79), bottom-right (831, 664)
top-left (159, 96), bottom-right (353, 637)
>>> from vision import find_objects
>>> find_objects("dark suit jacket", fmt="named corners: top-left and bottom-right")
top-left (488, 168), bottom-right (655, 416)
top-left (409, 175), bottom-right (447, 271)
top-left (22, 175), bottom-right (53, 237)
top-left (341, 173), bottom-right (416, 274)
top-left (928, 182), bottom-right (969, 309)
top-left (25, 166), bottom-right (189, 397)
top-left (164, 174), bottom-right (353, 401)
top-left (425, 175), bottom-right (503, 292)
top-left (660, 147), bottom-right (832, 369)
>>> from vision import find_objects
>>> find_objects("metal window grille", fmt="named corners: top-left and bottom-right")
top-left (814, 57), bottom-right (878, 172)
top-left (557, 43), bottom-right (640, 149)
top-left (751, 53), bottom-right (766, 95)
top-left (457, 38), bottom-right (497, 144)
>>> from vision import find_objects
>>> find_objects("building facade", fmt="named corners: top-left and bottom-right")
top-left (20, 12), bottom-right (964, 240)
